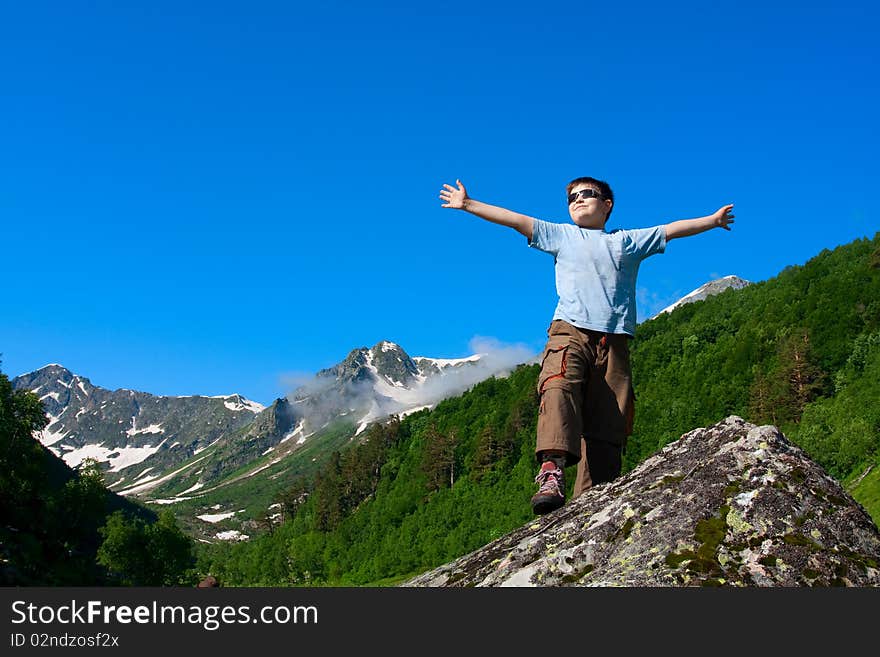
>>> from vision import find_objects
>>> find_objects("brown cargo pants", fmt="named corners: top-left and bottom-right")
top-left (535, 319), bottom-right (635, 498)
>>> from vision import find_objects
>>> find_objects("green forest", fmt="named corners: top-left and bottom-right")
top-left (196, 232), bottom-right (880, 586)
top-left (2, 231), bottom-right (878, 586)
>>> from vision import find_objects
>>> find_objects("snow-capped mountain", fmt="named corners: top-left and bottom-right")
top-left (12, 342), bottom-right (507, 496)
top-left (653, 275), bottom-right (751, 318)
top-left (291, 341), bottom-right (487, 435)
top-left (12, 364), bottom-right (265, 490)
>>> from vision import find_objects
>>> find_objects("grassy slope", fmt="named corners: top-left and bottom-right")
top-left (141, 420), bottom-right (357, 538)
top-left (849, 465), bottom-right (880, 525)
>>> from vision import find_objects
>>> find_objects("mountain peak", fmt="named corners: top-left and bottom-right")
top-left (13, 363), bottom-right (83, 393)
top-left (653, 275), bottom-right (751, 318)
top-left (31, 363), bottom-right (73, 377)
top-left (367, 341), bottom-right (419, 387)
top-left (374, 340), bottom-right (402, 352)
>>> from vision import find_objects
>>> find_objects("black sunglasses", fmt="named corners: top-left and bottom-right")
top-left (568, 188), bottom-right (603, 204)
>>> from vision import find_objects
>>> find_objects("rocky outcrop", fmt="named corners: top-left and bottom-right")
top-left (404, 417), bottom-right (880, 587)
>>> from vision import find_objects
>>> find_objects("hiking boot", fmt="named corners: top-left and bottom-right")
top-left (531, 461), bottom-right (565, 514)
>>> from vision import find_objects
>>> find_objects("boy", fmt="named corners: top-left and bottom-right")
top-left (439, 177), bottom-right (734, 514)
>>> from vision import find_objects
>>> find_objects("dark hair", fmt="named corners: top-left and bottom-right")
top-left (566, 176), bottom-right (614, 222)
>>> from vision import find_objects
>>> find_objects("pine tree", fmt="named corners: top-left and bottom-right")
top-left (314, 452), bottom-right (343, 531)
top-left (779, 329), bottom-right (826, 421)
top-left (422, 425), bottom-right (457, 492)
top-left (472, 425), bottom-right (499, 479)
top-left (748, 369), bottom-right (780, 425)
top-left (748, 330), bottom-right (826, 426)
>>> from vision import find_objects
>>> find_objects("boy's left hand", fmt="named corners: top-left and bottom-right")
top-left (712, 204), bottom-right (735, 230)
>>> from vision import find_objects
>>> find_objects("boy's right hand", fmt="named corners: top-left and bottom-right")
top-left (437, 180), bottom-right (535, 238)
top-left (439, 179), bottom-right (468, 209)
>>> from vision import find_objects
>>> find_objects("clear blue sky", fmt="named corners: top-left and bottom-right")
top-left (2, 0), bottom-right (877, 405)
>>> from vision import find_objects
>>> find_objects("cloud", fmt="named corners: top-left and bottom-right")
top-left (468, 336), bottom-right (540, 367)
top-left (279, 337), bottom-right (540, 432)
top-left (283, 370), bottom-right (376, 426)
top-left (277, 371), bottom-right (317, 390)
top-left (403, 336), bottom-right (539, 412)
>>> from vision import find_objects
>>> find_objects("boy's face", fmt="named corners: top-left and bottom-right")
top-left (568, 183), bottom-right (613, 230)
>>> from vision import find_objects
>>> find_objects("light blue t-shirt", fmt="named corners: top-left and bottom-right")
top-left (529, 219), bottom-right (667, 336)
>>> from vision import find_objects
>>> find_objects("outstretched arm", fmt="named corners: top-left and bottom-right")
top-left (665, 204), bottom-right (735, 241)
top-left (439, 179), bottom-right (535, 241)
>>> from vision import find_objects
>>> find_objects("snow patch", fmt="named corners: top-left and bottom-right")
top-left (281, 419), bottom-right (314, 446)
top-left (131, 473), bottom-right (158, 486)
top-left (213, 395), bottom-right (265, 414)
top-left (125, 423), bottom-right (164, 437)
top-left (60, 440), bottom-right (165, 472)
top-left (181, 482), bottom-right (204, 494)
top-left (108, 440), bottom-right (166, 472)
top-left (197, 511), bottom-right (237, 523)
top-left (243, 463), bottom-right (273, 478)
top-left (116, 454), bottom-right (209, 496)
top-left (38, 419), bottom-right (69, 447)
top-left (62, 443), bottom-right (113, 468)
top-left (215, 530), bottom-right (249, 541)
top-left (133, 467), bottom-right (153, 480)
top-left (364, 351), bottom-right (417, 405)
top-left (194, 438), bottom-right (221, 455)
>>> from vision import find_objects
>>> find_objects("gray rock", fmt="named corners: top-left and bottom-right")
top-left (404, 416), bottom-right (880, 587)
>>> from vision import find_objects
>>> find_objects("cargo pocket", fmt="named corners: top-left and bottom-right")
top-left (537, 337), bottom-right (570, 396)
